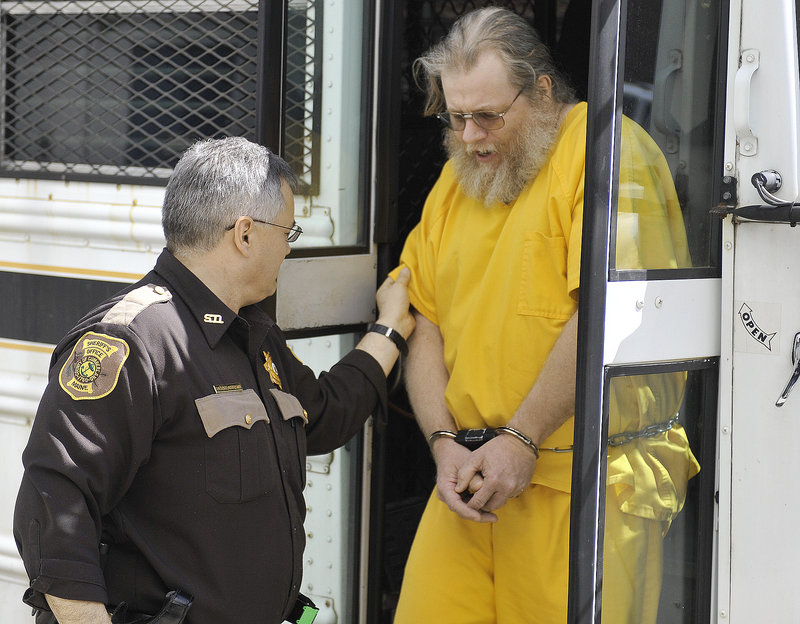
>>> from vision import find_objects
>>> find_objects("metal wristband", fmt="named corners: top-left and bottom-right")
top-left (427, 429), bottom-right (457, 448)
top-left (367, 323), bottom-right (408, 355)
top-left (496, 426), bottom-right (540, 458)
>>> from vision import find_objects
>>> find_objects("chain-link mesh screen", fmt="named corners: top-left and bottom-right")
top-left (285, 0), bottom-right (321, 195)
top-left (0, 1), bottom-right (321, 187)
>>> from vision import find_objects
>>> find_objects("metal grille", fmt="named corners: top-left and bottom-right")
top-left (0, 1), bottom-right (260, 182)
top-left (0, 1), bottom-right (322, 187)
top-left (285, 0), bottom-right (321, 195)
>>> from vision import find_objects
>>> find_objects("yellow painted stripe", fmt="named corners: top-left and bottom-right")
top-left (0, 341), bottom-right (53, 354)
top-left (0, 261), bottom-right (143, 281)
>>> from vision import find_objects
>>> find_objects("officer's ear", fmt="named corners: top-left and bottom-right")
top-left (230, 217), bottom-right (255, 257)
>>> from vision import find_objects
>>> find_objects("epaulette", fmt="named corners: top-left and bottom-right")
top-left (101, 284), bottom-right (172, 327)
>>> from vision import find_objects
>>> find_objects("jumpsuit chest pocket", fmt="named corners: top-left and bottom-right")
top-left (517, 231), bottom-right (574, 320)
top-left (195, 389), bottom-right (279, 503)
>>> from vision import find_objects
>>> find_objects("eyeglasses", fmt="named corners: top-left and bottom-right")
top-left (225, 218), bottom-right (303, 243)
top-left (436, 89), bottom-right (524, 131)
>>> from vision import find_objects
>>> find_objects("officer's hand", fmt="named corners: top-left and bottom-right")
top-left (431, 438), bottom-right (498, 523)
top-left (375, 267), bottom-right (415, 340)
top-left (456, 435), bottom-right (537, 513)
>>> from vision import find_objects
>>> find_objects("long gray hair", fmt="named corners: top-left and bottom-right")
top-left (162, 137), bottom-right (298, 254)
top-left (414, 6), bottom-right (575, 116)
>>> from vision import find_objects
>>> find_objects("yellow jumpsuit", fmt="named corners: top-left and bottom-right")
top-left (391, 103), bottom-right (699, 623)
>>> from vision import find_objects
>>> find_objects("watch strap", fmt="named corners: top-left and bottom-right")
top-left (367, 323), bottom-right (408, 355)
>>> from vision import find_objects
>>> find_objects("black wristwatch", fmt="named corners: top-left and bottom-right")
top-left (367, 323), bottom-right (408, 355)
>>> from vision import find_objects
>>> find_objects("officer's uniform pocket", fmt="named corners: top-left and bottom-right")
top-left (269, 389), bottom-right (308, 484)
top-left (195, 389), bottom-right (278, 503)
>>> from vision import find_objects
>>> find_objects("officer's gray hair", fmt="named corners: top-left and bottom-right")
top-left (162, 137), bottom-right (298, 254)
top-left (413, 6), bottom-right (575, 117)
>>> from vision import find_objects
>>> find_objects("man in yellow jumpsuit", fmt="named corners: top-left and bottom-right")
top-left (390, 7), bottom-right (699, 623)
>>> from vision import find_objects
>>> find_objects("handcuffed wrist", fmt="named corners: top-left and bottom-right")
top-left (496, 426), bottom-right (540, 458)
top-left (427, 429), bottom-right (456, 448)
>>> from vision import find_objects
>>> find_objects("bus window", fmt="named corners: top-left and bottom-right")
top-left (284, 0), bottom-right (370, 249)
top-left (601, 364), bottom-right (716, 623)
top-left (616, 0), bottom-right (722, 273)
top-left (0, 1), bottom-right (370, 250)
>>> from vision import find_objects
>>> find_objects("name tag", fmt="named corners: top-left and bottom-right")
top-left (214, 383), bottom-right (244, 393)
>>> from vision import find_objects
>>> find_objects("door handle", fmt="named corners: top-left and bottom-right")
top-left (652, 49), bottom-right (682, 139)
top-left (734, 49), bottom-right (760, 157)
top-left (776, 332), bottom-right (800, 406)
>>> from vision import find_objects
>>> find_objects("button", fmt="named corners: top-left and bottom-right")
top-left (153, 286), bottom-right (166, 295)
top-left (303, 409), bottom-right (308, 419)
top-left (245, 414), bottom-right (252, 425)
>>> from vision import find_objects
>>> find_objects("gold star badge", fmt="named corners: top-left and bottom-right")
top-left (263, 351), bottom-right (282, 389)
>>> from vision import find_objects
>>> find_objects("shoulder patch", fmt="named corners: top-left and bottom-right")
top-left (101, 284), bottom-right (172, 326)
top-left (59, 332), bottom-right (130, 400)
top-left (286, 343), bottom-right (304, 365)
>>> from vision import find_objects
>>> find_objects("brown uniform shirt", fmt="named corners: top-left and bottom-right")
top-left (14, 249), bottom-right (386, 624)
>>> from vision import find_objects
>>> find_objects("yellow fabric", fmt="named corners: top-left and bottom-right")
top-left (394, 485), bottom-right (669, 624)
top-left (602, 483), bottom-right (670, 624)
top-left (394, 487), bottom-right (571, 624)
top-left (615, 117), bottom-right (692, 270)
top-left (391, 103), bottom-right (697, 495)
top-left (391, 104), bottom-right (588, 492)
top-left (608, 373), bottom-right (700, 529)
top-left (391, 102), bottom-right (701, 621)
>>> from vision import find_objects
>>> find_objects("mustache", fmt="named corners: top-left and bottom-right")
top-left (464, 144), bottom-right (498, 154)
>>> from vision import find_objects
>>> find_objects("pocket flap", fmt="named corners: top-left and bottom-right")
top-left (269, 388), bottom-right (308, 424)
top-left (195, 389), bottom-right (269, 438)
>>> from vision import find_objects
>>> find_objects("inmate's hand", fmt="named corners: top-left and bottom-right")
top-left (456, 435), bottom-right (537, 514)
top-left (432, 438), bottom-right (498, 523)
top-left (375, 267), bottom-right (415, 340)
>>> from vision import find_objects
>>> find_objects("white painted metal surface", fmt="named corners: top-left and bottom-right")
top-left (277, 254), bottom-right (379, 330)
top-left (734, 0), bottom-right (800, 207)
top-left (604, 278), bottom-right (721, 365)
top-left (726, 222), bottom-right (800, 623)
top-left (0, 343), bottom-right (51, 623)
top-left (285, 335), bottom-right (360, 624)
top-left (719, 0), bottom-right (800, 621)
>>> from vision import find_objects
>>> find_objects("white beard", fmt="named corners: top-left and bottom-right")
top-left (445, 100), bottom-right (563, 206)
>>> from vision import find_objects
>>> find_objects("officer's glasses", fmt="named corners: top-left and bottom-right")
top-left (226, 218), bottom-right (303, 243)
top-left (436, 89), bottom-right (524, 131)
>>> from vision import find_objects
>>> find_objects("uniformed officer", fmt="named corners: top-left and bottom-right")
top-left (13, 137), bottom-right (414, 624)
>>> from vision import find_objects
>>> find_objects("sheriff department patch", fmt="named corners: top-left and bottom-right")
top-left (263, 350), bottom-right (282, 389)
top-left (59, 332), bottom-right (130, 400)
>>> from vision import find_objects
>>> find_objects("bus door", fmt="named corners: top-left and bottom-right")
top-left (0, 1), bottom-right (381, 622)
top-left (718, 0), bottom-right (800, 620)
top-left (569, 0), bottom-right (725, 621)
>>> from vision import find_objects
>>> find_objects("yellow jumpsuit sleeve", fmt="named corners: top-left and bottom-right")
top-left (388, 166), bottom-right (461, 326)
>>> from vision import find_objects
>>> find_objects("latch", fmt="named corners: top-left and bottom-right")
top-left (776, 332), bottom-right (800, 407)
top-left (713, 170), bottom-right (800, 225)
